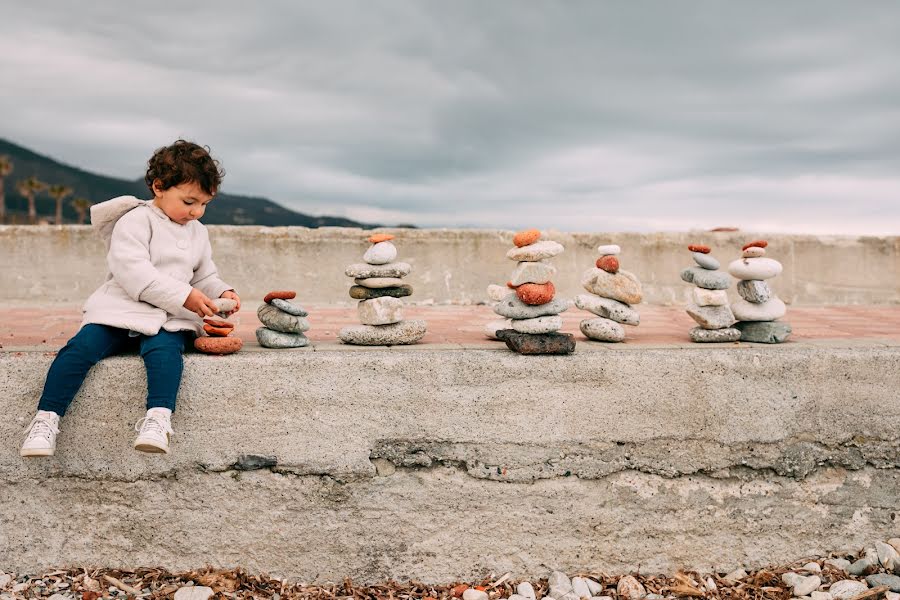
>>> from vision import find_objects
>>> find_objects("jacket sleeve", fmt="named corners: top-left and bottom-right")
top-left (107, 215), bottom-right (193, 314)
top-left (190, 227), bottom-right (234, 300)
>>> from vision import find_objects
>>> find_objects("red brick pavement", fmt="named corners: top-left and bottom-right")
top-left (2, 304), bottom-right (900, 350)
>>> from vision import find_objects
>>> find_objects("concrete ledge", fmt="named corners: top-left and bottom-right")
top-left (2, 343), bottom-right (899, 581)
top-left (2, 226), bottom-right (898, 305)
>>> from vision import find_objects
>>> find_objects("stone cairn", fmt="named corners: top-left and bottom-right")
top-left (494, 229), bottom-right (575, 355)
top-left (256, 291), bottom-right (310, 348)
top-left (339, 234), bottom-right (427, 346)
top-left (681, 244), bottom-right (740, 342)
top-left (728, 239), bottom-right (792, 343)
top-left (575, 243), bottom-right (642, 342)
top-left (194, 298), bottom-right (242, 355)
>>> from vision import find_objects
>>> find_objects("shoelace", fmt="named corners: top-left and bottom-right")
top-left (24, 415), bottom-right (59, 442)
top-left (134, 414), bottom-right (173, 437)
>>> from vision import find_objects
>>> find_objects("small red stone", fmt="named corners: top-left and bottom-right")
top-left (596, 255), bottom-right (620, 273)
top-left (264, 290), bottom-right (296, 303)
top-left (513, 228), bottom-right (541, 247)
top-left (203, 318), bottom-right (234, 329)
top-left (194, 336), bottom-right (243, 355)
top-left (742, 239), bottom-right (769, 251)
top-left (451, 586), bottom-right (468, 598)
top-left (368, 233), bottom-right (395, 243)
top-left (203, 324), bottom-right (234, 337)
top-left (516, 281), bottom-right (555, 305)
top-left (688, 244), bottom-right (711, 254)
top-left (507, 281), bottom-right (517, 288)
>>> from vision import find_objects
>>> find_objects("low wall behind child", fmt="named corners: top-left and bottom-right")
top-left (1, 226), bottom-right (898, 306)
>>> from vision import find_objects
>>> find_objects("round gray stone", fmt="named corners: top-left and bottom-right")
top-left (494, 293), bottom-right (571, 319)
top-left (345, 262), bottom-right (411, 279)
top-left (737, 280), bottom-right (772, 304)
top-left (681, 267), bottom-right (731, 290)
top-left (580, 317), bottom-right (625, 342)
top-left (256, 327), bottom-right (309, 349)
top-left (692, 252), bottom-right (720, 270)
top-left (574, 293), bottom-right (640, 325)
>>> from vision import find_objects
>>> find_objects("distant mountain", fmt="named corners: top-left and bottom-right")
top-left (0, 138), bottom-right (385, 228)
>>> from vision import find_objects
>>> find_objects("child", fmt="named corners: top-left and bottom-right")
top-left (20, 140), bottom-right (240, 457)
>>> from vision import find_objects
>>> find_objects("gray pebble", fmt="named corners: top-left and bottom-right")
top-left (270, 298), bottom-right (307, 316)
top-left (692, 252), bottom-right (720, 270)
top-left (255, 327), bottom-right (309, 349)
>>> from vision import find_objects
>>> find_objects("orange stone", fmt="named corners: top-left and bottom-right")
top-left (596, 255), bottom-right (620, 273)
top-left (742, 239), bottom-right (769, 251)
top-left (516, 281), bottom-right (556, 305)
top-left (513, 228), bottom-right (541, 247)
top-left (203, 324), bottom-right (234, 337)
top-left (507, 281), bottom-right (517, 288)
top-left (688, 244), bottom-right (711, 253)
top-left (264, 290), bottom-right (296, 303)
top-left (203, 318), bottom-right (234, 329)
top-left (194, 336), bottom-right (243, 355)
top-left (368, 233), bottom-right (395, 243)
top-left (451, 586), bottom-right (468, 598)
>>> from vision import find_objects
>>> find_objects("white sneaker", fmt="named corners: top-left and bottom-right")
top-left (21, 410), bottom-right (60, 457)
top-left (133, 409), bottom-right (173, 454)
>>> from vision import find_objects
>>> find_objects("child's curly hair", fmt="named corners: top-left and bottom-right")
top-left (145, 140), bottom-right (225, 196)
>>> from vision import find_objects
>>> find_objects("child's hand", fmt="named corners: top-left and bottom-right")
top-left (184, 288), bottom-right (219, 317)
top-left (220, 290), bottom-right (241, 314)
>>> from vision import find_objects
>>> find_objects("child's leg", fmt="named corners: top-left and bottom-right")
top-left (138, 329), bottom-right (192, 412)
top-left (133, 330), bottom-right (191, 454)
top-left (37, 324), bottom-right (133, 416)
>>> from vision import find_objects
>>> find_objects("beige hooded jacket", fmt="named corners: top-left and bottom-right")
top-left (81, 195), bottom-right (234, 336)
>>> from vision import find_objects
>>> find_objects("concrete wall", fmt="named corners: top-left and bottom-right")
top-left (2, 342), bottom-right (899, 581)
top-left (2, 225), bottom-right (898, 306)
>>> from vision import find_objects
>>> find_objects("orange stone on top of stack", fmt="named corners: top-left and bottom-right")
top-left (575, 244), bottom-right (642, 342)
top-left (194, 297), bottom-right (242, 355)
top-left (493, 229), bottom-right (575, 354)
top-left (339, 233), bottom-right (426, 346)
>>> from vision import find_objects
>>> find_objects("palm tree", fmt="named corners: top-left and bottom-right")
top-left (0, 156), bottom-right (12, 224)
top-left (71, 197), bottom-right (92, 225)
top-left (16, 176), bottom-right (47, 224)
top-left (48, 184), bottom-right (73, 224)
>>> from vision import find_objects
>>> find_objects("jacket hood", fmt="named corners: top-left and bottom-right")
top-left (90, 195), bottom-right (148, 248)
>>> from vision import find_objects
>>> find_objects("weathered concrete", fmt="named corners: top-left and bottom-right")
top-left (2, 343), bottom-right (899, 581)
top-left (2, 226), bottom-right (898, 306)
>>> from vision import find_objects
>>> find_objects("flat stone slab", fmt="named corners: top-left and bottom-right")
top-left (736, 321), bottom-right (793, 344)
top-left (496, 329), bottom-right (576, 354)
top-left (349, 285), bottom-right (413, 300)
top-left (339, 319), bottom-right (427, 346)
top-left (345, 262), bottom-right (412, 279)
top-left (256, 327), bottom-right (310, 349)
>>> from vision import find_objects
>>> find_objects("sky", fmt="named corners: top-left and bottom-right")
top-left (2, 2), bottom-right (899, 234)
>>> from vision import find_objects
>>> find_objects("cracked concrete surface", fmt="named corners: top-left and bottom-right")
top-left (2, 344), bottom-right (899, 581)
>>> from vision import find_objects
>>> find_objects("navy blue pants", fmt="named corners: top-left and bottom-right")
top-left (38, 323), bottom-right (193, 416)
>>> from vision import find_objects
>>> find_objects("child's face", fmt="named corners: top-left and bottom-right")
top-left (152, 180), bottom-right (214, 225)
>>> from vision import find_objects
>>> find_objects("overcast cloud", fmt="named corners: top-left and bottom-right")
top-left (2, 1), bottom-right (899, 233)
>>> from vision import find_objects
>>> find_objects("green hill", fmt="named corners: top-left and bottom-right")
top-left (0, 138), bottom-right (383, 228)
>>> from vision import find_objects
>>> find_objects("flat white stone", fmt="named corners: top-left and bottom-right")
top-left (727, 257), bottom-right (783, 280)
top-left (463, 590), bottom-right (489, 600)
top-left (339, 320), bottom-right (427, 346)
top-left (363, 241), bottom-right (398, 265)
top-left (693, 287), bottom-right (729, 306)
top-left (793, 575), bottom-right (821, 597)
top-left (517, 582), bottom-right (537, 600)
top-left (512, 315), bottom-right (563, 334)
top-left (510, 260), bottom-right (557, 285)
top-left (877, 540), bottom-right (900, 569)
top-left (616, 575), bottom-right (646, 600)
top-left (731, 297), bottom-right (786, 321)
top-left (572, 578), bottom-right (592, 600)
top-left (346, 262), bottom-right (411, 278)
top-left (828, 581), bottom-right (867, 600)
top-left (597, 244), bottom-right (621, 255)
top-left (212, 298), bottom-right (237, 313)
top-left (507, 240), bottom-right (564, 261)
top-left (585, 579), bottom-right (603, 596)
top-left (354, 277), bottom-right (406, 289)
top-left (358, 297), bottom-right (404, 326)
top-left (174, 587), bottom-right (214, 600)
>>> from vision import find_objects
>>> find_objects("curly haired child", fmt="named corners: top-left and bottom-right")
top-left (21, 140), bottom-right (241, 457)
